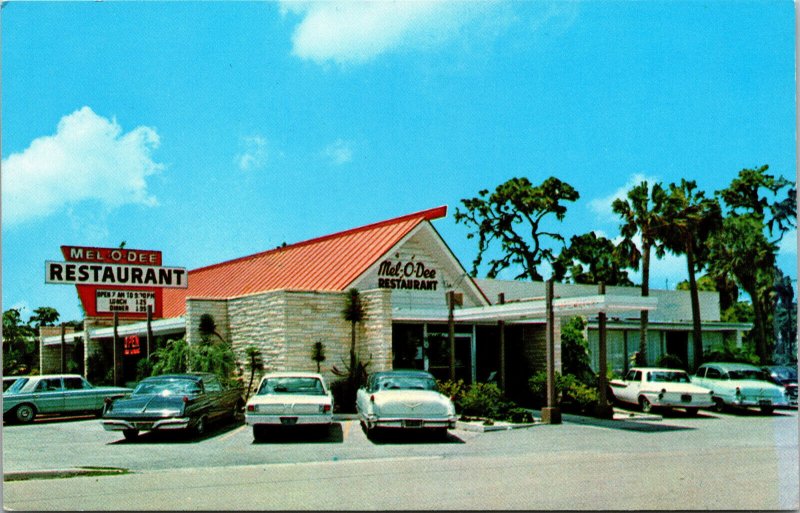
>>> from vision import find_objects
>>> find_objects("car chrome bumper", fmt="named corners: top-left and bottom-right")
top-left (245, 413), bottom-right (332, 426)
top-left (102, 417), bottom-right (192, 432)
top-left (365, 416), bottom-right (457, 430)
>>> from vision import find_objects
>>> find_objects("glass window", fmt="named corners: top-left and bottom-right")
top-left (36, 378), bottom-right (63, 392)
top-left (633, 371), bottom-right (643, 382)
top-left (133, 379), bottom-right (201, 396)
top-left (695, 367), bottom-right (706, 378)
top-left (63, 377), bottom-right (87, 390)
top-left (203, 376), bottom-right (222, 393)
top-left (374, 375), bottom-right (437, 391)
top-left (258, 377), bottom-right (325, 396)
top-left (6, 378), bottom-right (29, 393)
top-left (624, 370), bottom-right (637, 381)
top-left (705, 367), bottom-right (722, 379)
top-left (647, 371), bottom-right (691, 383)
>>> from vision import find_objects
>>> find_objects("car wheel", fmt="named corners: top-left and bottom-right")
top-left (711, 398), bottom-right (725, 413)
top-left (122, 429), bottom-right (139, 441)
top-left (760, 405), bottom-right (774, 415)
top-left (193, 416), bottom-right (207, 437)
top-left (684, 408), bottom-right (699, 417)
top-left (639, 396), bottom-right (653, 414)
top-left (14, 404), bottom-right (36, 423)
top-left (232, 401), bottom-right (245, 422)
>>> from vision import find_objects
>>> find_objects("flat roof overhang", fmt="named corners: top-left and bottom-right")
top-left (42, 317), bottom-right (187, 346)
top-left (452, 295), bottom-right (659, 323)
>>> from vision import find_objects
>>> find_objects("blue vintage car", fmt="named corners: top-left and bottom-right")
top-left (693, 362), bottom-right (790, 414)
top-left (102, 373), bottom-right (244, 440)
top-left (3, 374), bottom-right (131, 423)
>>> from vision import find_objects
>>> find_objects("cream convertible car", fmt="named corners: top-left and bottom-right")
top-left (356, 370), bottom-right (457, 439)
top-left (609, 367), bottom-right (715, 415)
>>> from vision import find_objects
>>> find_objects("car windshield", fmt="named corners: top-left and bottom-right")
top-left (5, 378), bottom-right (29, 394)
top-left (726, 369), bottom-right (768, 380)
top-left (374, 376), bottom-right (437, 391)
top-left (646, 371), bottom-right (691, 383)
top-left (133, 379), bottom-right (202, 396)
top-left (257, 377), bottom-right (325, 395)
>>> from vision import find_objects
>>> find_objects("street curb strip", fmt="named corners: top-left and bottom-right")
top-left (4, 467), bottom-right (130, 482)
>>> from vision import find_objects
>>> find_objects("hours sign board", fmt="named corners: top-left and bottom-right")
top-left (96, 290), bottom-right (156, 314)
top-left (46, 246), bottom-right (187, 320)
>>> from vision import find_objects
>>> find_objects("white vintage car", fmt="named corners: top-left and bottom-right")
top-left (692, 362), bottom-right (790, 414)
top-left (356, 369), bottom-right (456, 439)
top-left (244, 372), bottom-right (333, 440)
top-left (609, 367), bottom-right (714, 415)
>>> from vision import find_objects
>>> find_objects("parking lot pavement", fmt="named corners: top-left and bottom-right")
top-left (2, 408), bottom-right (797, 510)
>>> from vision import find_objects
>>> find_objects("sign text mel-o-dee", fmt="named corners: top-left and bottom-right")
top-left (377, 260), bottom-right (438, 291)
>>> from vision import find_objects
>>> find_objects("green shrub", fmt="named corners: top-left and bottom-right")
top-left (529, 371), bottom-right (599, 415)
top-left (437, 379), bottom-right (466, 402)
top-left (500, 407), bottom-right (534, 423)
top-left (655, 353), bottom-right (685, 370)
top-left (459, 382), bottom-right (508, 418)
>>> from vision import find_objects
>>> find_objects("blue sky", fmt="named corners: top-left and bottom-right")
top-left (2, 0), bottom-right (797, 323)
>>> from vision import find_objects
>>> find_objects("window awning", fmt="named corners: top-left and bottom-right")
top-left (453, 295), bottom-right (658, 323)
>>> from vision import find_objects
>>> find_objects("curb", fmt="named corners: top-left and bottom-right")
top-left (456, 420), bottom-right (538, 432)
top-left (4, 467), bottom-right (130, 482)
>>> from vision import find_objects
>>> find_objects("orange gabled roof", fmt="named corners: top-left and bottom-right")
top-left (161, 206), bottom-right (447, 318)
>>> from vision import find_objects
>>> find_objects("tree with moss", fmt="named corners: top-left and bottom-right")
top-left (552, 232), bottom-right (634, 286)
top-left (709, 165), bottom-right (795, 363)
top-left (454, 176), bottom-right (580, 280)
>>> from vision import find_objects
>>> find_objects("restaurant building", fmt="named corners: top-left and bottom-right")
top-left (41, 206), bottom-right (751, 398)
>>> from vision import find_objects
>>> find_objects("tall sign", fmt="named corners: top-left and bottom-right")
top-left (45, 246), bottom-right (188, 319)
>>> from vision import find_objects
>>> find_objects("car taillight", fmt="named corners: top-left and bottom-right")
top-left (322, 404), bottom-right (331, 413)
top-left (370, 394), bottom-right (375, 403)
top-left (247, 404), bottom-right (255, 412)
top-left (182, 396), bottom-right (189, 404)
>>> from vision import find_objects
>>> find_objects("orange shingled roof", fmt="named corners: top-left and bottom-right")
top-left (161, 206), bottom-right (448, 318)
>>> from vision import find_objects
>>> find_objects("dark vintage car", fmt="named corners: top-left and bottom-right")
top-left (102, 373), bottom-right (244, 440)
top-left (3, 374), bottom-right (131, 423)
top-left (763, 365), bottom-right (798, 408)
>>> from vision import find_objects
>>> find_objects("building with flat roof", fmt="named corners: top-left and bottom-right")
top-left (41, 206), bottom-right (750, 398)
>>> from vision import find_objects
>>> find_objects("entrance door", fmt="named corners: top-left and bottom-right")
top-left (425, 332), bottom-right (473, 383)
top-left (665, 331), bottom-right (689, 369)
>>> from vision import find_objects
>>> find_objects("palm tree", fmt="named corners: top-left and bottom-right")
top-left (660, 180), bottom-right (722, 369)
top-left (243, 345), bottom-right (264, 402)
top-left (612, 181), bottom-right (668, 366)
top-left (342, 288), bottom-right (365, 385)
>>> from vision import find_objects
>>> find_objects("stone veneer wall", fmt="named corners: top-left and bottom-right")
top-left (39, 326), bottom-right (76, 374)
top-left (194, 288), bottom-right (395, 390)
top-left (185, 299), bottom-right (231, 346)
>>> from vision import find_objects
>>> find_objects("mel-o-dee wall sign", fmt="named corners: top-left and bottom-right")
top-left (377, 259), bottom-right (439, 291)
top-left (45, 246), bottom-right (188, 319)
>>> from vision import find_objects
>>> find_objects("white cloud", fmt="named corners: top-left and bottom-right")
top-left (588, 173), bottom-right (660, 222)
top-left (235, 136), bottom-right (269, 171)
top-left (280, 0), bottom-right (492, 65)
top-left (323, 139), bottom-right (353, 165)
top-left (2, 107), bottom-right (162, 227)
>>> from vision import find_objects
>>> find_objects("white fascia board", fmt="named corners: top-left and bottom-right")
top-left (42, 317), bottom-right (187, 346)
top-left (453, 295), bottom-right (658, 322)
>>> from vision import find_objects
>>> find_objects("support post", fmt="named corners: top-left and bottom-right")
top-left (146, 305), bottom-right (154, 360)
top-left (113, 312), bottom-right (119, 386)
top-left (498, 293), bottom-right (506, 393)
top-left (595, 282), bottom-right (614, 419)
top-left (448, 291), bottom-right (456, 381)
top-left (60, 323), bottom-right (66, 374)
top-left (541, 279), bottom-right (561, 424)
